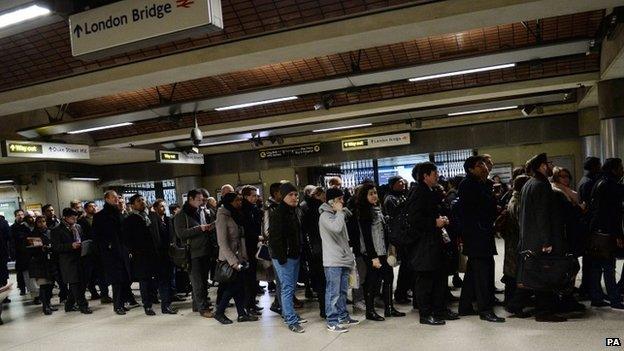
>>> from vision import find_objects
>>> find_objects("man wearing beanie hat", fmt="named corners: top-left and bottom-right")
top-left (319, 188), bottom-right (359, 333)
top-left (268, 182), bottom-right (306, 333)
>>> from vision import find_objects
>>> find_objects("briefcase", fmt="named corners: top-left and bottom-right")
top-left (516, 251), bottom-right (579, 292)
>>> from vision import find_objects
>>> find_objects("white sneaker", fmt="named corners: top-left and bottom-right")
top-left (327, 325), bottom-right (349, 333)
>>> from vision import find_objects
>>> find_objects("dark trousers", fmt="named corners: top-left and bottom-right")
top-left (82, 256), bottom-right (107, 296)
top-left (534, 290), bottom-right (556, 316)
top-left (459, 256), bottom-right (495, 313)
top-left (243, 256), bottom-right (258, 309)
top-left (364, 256), bottom-right (393, 311)
top-left (415, 270), bottom-right (446, 317)
top-left (395, 247), bottom-right (414, 300)
top-left (309, 254), bottom-right (326, 315)
top-left (139, 280), bottom-right (155, 309)
top-left (112, 283), bottom-right (133, 310)
top-left (39, 284), bottom-right (53, 309)
top-left (66, 282), bottom-right (88, 309)
top-left (590, 257), bottom-right (621, 305)
top-left (578, 255), bottom-right (592, 295)
top-left (190, 255), bottom-right (211, 312)
top-left (16, 270), bottom-right (25, 293)
top-left (216, 272), bottom-right (246, 316)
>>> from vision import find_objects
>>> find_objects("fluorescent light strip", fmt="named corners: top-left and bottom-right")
top-left (70, 177), bottom-right (100, 181)
top-left (0, 4), bottom-right (50, 29)
top-left (312, 123), bottom-right (372, 133)
top-left (214, 96), bottom-right (298, 111)
top-left (408, 63), bottom-right (516, 82)
top-left (198, 139), bottom-right (247, 147)
top-left (0, 180), bottom-right (14, 184)
top-left (448, 106), bottom-right (518, 116)
top-left (67, 122), bottom-right (134, 134)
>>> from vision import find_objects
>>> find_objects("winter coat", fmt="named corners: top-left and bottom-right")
top-left (27, 228), bottom-right (56, 280)
top-left (51, 222), bottom-right (83, 284)
top-left (123, 212), bottom-right (158, 281)
top-left (408, 183), bottom-right (444, 272)
top-left (216, 206), bottom-right (248, 266)
top-left (589, 173), bottom-right (624, 240)
top-left (457, 174), bottom-right (498, 258)
top-left (301, 197), bottom-right (323, 257)
top-left (93, 203), bottom-right (131, 284)
top-left (359, 206), bottom-right (388, 258)
top-left (174, 203), bottom-right (212, 259)
top-left (241, 201), bottom-right (263, 259)
top-left (318, 203), bottom-right (354, 268)
top-left (502, 191), bottom-right (521, 277)
top-left (268, 202), bottom-right (301, 264)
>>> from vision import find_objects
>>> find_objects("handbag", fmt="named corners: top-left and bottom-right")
top-left (256, 244), bottom-right (272, 262)
top-left (168, 241), bottom-right (191, 271)
top-left (587, 230), bottom-right (615, 260)
top-left (214, 260), bottom-right (235, 283)
top-left (516, 250), bottom-right (579, 292)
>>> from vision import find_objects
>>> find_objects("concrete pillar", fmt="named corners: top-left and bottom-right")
top-left (597, 79), bottom-right (624, 159)
top-left (578, 107), bottom-right (601, 160)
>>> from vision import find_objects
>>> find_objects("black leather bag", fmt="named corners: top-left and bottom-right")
top-left (168, 242), bottom-right (190, 271)
top-left (214, 260), bottom-right (235, 283)
top-left (587, 231), bottom-right (615, 260)
top-left (516, 251), bottom-right (579, 292)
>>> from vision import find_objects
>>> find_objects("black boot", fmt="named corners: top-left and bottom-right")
top-left (365, 290), bottom-right (385, 321)
top-left (384, 286), bottom-right (406, 317)
top-left (41, 285), bottom-right (53, 315)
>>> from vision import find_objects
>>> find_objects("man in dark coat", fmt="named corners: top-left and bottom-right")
top-left (409, 162), bottom-right (459, 325)
top-left (11, 209), bottom-right (28, 296)
top-left (93, 190), bottom-right (133, 315)
top-left (0, 215), bottom-right (9, 289)
top-left (149, 199), bottom-right (178, 314)
top-left (577, 157), bottom-right (601, 298)
top-left (240, 185), bottom-right (264, 315)
top-left (78, 201), bottom-right (110, 302)
top-left (588, 158), bottom-right (624, 311)
top-left (123, 194), bottom-right (160, 316)
top-left (457, 156), bottom-right (504, 323)
top-left (51, 208), bottom-right (92, 314)
top-left (299, 186), bottom-right (326, 317)
top-left (519, 153), bottom-right (567, 322)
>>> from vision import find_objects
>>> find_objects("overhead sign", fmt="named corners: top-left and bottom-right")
top-left (1, 140), bottom-right (90, 160)
top-left (259, 144), bottom-right (321, 160)
top-left (342, 133), bottom-right (411, 151)
top-left (69, 0), bottom-right (223, 59)
top-left (157, 150), bottom-right (204, 164)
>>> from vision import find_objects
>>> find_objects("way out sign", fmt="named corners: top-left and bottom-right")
top-left (69, 0), bottom-right (223, 59)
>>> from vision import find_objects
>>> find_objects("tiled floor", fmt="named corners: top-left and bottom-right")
top-left (1, 240), bottom-right (623, 351)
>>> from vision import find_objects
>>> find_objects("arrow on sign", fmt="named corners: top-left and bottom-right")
top-left (73, 24), bottom-right (83, 38)
top-left (9, 144), bottom-right (15, 151)
top-left (176, 0), bottom-right (194, 8)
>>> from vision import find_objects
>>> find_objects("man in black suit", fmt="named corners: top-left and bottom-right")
top-left (51, 208), bottom-right (92, 314)
top-left (409, 162), bottom-right (459, 325)
top-left (149, 199), bottom-right (178, 314)
top-left (78, 201), bottom-right (111, 303)
top-left (457, 156), bottom-right (504, 323)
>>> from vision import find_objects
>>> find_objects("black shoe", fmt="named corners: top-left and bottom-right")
top-left (420, 315), bottom-right (446, 325)
top-left (384, 307), bottom-right (406, 317)
top-left (127, 300), bottom-right (140, 308)
top-left (365, 311), bottom-right (385, 321)
top-left (479, 311), bottom-right (505, 323)
top-left (458, 309), bottom-right (478, 316)
top-left (215, 313), bottom-right (233, 325)
top-left (591, 300), bottom-right (610, 307)
top-left (535, 313), bottom-right (567, 322)
top-left (33, 297), bottom-right (41, 305)
top-left (438, 310), bottom-right (460, 320)
top-left (270, 305), bottom-right (281, 314)
top-left (100, 296), bottom-right (113, 304)
top-left (162, 306), bottom-right (178, 314)
top-left (64, 305), bottom-right (79, 313)
top-left (123, 306), bottom-right (130, 312)
top-left (80, 307), bottom-right (93, 314)
top-left (2, 297), bottom-right (10, 303)
top-left (114, 308), bottom-right (126, 315)
top-left (247, 308), bottom-right (262, 316)
top-left (144, 308), bottom-right (156, 316)
top-left (237, 314), bottom-right (259, 322)
top-left (43, 307), bottom-right (53, 315)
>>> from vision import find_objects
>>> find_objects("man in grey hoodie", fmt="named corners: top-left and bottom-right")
top-left (319, 188), bottom-right (360, 333)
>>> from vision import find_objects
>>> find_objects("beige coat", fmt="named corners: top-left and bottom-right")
top-left (216, 206), bottom-right (248, 266)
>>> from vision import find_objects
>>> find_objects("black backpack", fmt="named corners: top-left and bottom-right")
top-left (388, 189), bottom-right (416, 247)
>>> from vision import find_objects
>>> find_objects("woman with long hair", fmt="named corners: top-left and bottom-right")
top-left (356, 183), bottom-right (405, 321)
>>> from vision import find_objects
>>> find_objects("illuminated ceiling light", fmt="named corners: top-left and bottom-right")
top-left (312, 123), bottom-right (372, 133)
top-left (67, 122), bottom-right (133, 134)
top-left (0, 5), bottom-right (51, 29)
top-left (198, 139), bottom-right (247, 147)
top-left (69, 177), bottom-right (100, 181)
top-left (447, 106), bottom-right (518, 116)
top-left (408, 63), bottom-right (516, 82)
top-left (0, 180), bottom-right (14, 184)
top-left (214, 96), bottom-right (298, 111)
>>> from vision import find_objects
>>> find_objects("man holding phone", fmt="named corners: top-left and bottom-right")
top-left (174, 189), bottom-right (215, 318)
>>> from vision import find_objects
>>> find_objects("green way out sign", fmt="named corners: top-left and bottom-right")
top-left (69, 0), bottom-right (223, 59)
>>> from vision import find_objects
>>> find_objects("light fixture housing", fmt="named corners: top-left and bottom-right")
top-left (408, 63), bottom-right (516, 82)
top-left (214, 96), bottom-right (298, 111)
top-left (70, 177), bottom-right (100, 181)
top-left (0, 180), bottom-right (14, 184)
top-left (447, 106), bottom-right (518, 116)
top-left (67, 122), bottom-right (133, 134)
top-left (312, 123), bottom-right (372, 133)
top-left (0, 4), bottom-right (51, 30)
top-left (198, 139), bottom-right (247, 147)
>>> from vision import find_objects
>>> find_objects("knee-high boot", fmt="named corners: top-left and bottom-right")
top-left (384, 282), bottom-right (406, 317)
top-left (365, 288), bottom-right (385, 321)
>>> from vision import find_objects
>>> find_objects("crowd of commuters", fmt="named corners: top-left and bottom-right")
top-left (0, 153), bottom-right (622, 332)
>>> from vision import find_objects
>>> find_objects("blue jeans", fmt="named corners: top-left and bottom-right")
top-left (590, 257), bottom-right (622, 305)
top-left (324, 266), bottom-right (350, 327)
top-left (272, 258), bottom-right (300, 326)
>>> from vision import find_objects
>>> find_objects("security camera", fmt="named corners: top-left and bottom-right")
top-left (190, 127), bottom-right (203, 146)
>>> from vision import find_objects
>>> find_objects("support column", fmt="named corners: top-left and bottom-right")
top-left (578, 107), bottom-right (601, 160)
top-left (597, 79), bottom-right (624, 159)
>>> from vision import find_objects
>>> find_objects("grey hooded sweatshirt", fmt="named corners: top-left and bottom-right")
top-left (318, 202), bottom-right (355, 268)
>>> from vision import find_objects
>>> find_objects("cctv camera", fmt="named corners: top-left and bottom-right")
top-left (190, 127), bottom-right (203, 146)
